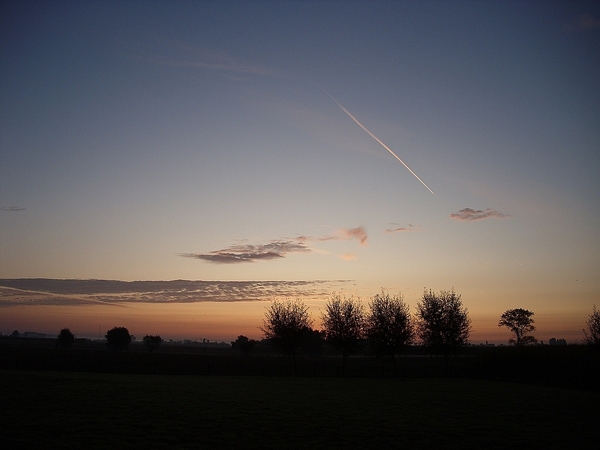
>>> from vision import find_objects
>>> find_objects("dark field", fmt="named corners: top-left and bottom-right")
top-left (1, 337), bottom-right (598, 390)
top-left (2, 339), bottom-right (599, 449)
top-left (2, 369), bottom-right (598, 449)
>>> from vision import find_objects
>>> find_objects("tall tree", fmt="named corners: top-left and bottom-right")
top-left (416, 289), bottom-right (471, 366)
top-left (260, 299), bottom-right (313, 372)
top-left (366, 291), bottom-right (414, 374)
top-left (498, 308), bottom-right (536, 346)
top-left (583, 305), bottom-right (600, 347)
top-left (321, 294), bottom-right (365, 371)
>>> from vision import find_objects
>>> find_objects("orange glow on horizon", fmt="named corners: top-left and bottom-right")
top-left (1, 302), bottom-right (268, 342)
top-left (1, 301), bottom-right (589, 345)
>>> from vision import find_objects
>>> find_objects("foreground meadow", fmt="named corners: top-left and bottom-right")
top-left (2, 370), bottom-right (598, 449)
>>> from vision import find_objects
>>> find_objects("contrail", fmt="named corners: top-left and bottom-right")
top-left (323, 89), bottom-right (434, 195)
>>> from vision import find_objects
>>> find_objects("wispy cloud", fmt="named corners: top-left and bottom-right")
top-left (184, 227), bottom-right (368, 264)
top-left (129, 38), bottom-right (283, 79)
top-left (1, 206), bottom-right (25, 212)
top-left (339, 253), bottom-right (357, 261)
top-left (181, 241), bottom-right (310, 264)
top-left (0, 279), bottom-right (349, 307)
top-left (450, 208), bottom-right (512, 222)
top-left (151, 55), bottom-right (279, 77)
top-left (385, 223), bottom-right (419, 234)
top-left (563, 13), bottom-right (600, 32)
top-left (339, 227), bottom-right (368, 245)
top-left (295, 235), bottom-right (337, 243)
top-left (296, 227), bottom-right (368, 245)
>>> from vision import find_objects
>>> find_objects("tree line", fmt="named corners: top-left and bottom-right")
top-left (56, 327), bottom-right (163, 353)
top-left (260, 289), bottom-right (470, 373)
top-left (258, 290), bottom-right (600, 367)
top-left (54, 292), bottom-right (600, 362)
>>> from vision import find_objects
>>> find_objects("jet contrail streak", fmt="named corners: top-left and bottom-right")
top-left (323, 89), bottom-right (434, 195)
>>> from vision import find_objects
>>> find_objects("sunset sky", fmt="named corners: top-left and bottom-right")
top-left (1, 1), bottom-right (599, 344)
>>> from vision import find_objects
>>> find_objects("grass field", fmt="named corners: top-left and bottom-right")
top-left (2, 370), bottom-right (598, 449)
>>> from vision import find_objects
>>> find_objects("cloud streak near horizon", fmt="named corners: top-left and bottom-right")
top-left (450, 208), bottom-right (512, 222)
top-left (183, 227), bottom-right (368, 264)
top-left (0, 279), bottom-right (349, 307)
top-left (132, 38), bottom-right (284, 79)
top-left (385, 223), bottom-right (419, 234)
top-left (1, 206), bottom-right (25, 212)
top-left (181, 241), bottom-right (310, 264)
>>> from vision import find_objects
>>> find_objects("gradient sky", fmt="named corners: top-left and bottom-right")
top-left (1, 1), bottom-right (599, 344)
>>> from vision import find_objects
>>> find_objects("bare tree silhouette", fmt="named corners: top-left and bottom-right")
top-left (416, 289), bottom-right (471, 369)
top-left (583, 305), bottom-right (600, 348)
top-left (366, 291), bottom-right (414, 375)
top-left (321, 294), bottom-right (365, 373)
top-left (260, 299), bottom-right (312, 374)
top-left (498, 309), bottom-right (536, 346)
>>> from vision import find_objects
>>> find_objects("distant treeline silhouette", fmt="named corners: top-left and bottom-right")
top-left (2, 292), bottom-right (598, 388)
top-left (4, 293), bottom-right (597, 356)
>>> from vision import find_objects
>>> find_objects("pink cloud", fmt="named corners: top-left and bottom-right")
top-left (340, 227), bottom-right (368, 245)
top-left (183, 226), bottom-right (368, 264)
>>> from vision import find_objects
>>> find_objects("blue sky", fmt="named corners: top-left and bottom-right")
top-left (1, 1), bottom-right (599, 342)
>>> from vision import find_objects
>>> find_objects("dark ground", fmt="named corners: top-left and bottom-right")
top-left (0, 336), bottom-right (598, 390)
top-left (1, 370), bottom-right (598, 449)
top-left (1, 338), bottom-right (598, 449)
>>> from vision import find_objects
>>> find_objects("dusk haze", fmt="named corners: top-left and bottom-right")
top-left (1, 0), bottom-right (599, 346)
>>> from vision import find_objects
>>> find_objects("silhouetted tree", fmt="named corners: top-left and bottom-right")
top-left (498, 308), bottom-right (536, 346)
top-left (57, 328), bottom-right (75, 348)
top-left (260, 299), bottom-right (313, 372)
top-left (366, 291), bottom-right (414, 374)
top-left (142, 335), bottom-right (163, 353)
top-left (231, 335), bottom-right (257, 354)
top-left (416, 289), bottom-right (471, 367)
top-left (321, 294), bottom-right (365, 371)
top-left (105, 327), bottom-right (131, 351)
top-left (583, 305), bottom-right (600, 347)
top-left (10, 330), bottom-right (19, 338)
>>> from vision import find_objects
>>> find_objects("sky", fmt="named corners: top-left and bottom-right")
top-left (1, 0), bottom-right (599, 344)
